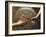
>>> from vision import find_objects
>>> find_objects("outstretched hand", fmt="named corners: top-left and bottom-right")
top-left (12, 15), bottom-right (31, 25)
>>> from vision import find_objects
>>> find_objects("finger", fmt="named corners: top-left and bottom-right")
top-left (22, 18), bottom-right (27, 22)
top-left (20, 17), bottom-right (24, 20)
top-left (20, 15), bottom-right (25, 20)
top-left (22, 19), bottom-right (29, 23)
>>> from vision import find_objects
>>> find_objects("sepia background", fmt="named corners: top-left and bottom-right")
top-left (12, 6), bottom-right (40, 30)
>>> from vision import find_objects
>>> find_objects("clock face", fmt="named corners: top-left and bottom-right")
top-left (16, 8), bottom-right (36, 19)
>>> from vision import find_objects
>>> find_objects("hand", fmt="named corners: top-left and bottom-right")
top-left (12, 15), bottom-right (31, 25)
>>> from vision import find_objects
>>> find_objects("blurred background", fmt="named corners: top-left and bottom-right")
top-left (12, 6), bottom-right (40, 30)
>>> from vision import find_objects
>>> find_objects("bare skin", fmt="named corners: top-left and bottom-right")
top-left (12, 15), bottom-right (30, 25)
top-left (12, 9), bottom-right (41, 26)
